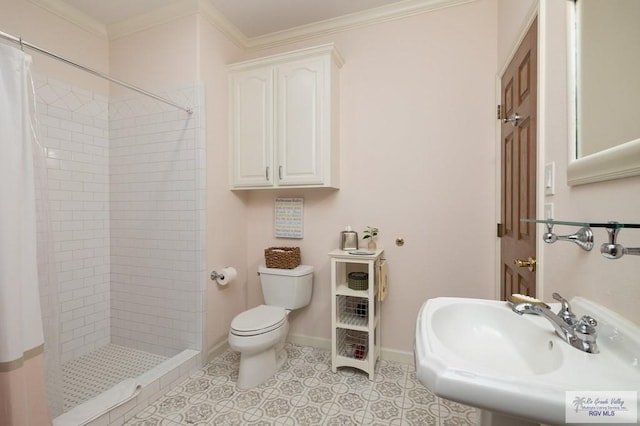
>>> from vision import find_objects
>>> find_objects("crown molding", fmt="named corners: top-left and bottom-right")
top-left (243, 0), bottom-right (477, 50)
top-left (28, 0), bottom-right (107, 37)
top-left (107, 0), bottom-right (247, 46)
top-left (107, 0), bottom-right (199, 40)
top-left (196, 0), bottom-right (248, 48)
top-left (28, 0), bottom-right (476, 50)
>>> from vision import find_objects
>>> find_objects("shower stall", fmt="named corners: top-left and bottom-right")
top-left (33, 74), bottom-right (206, 424)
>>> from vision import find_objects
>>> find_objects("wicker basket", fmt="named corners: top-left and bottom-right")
top-left (348, 272), bottom-right (368, 290)
top-left (264, 247), bottom-right (301, 269)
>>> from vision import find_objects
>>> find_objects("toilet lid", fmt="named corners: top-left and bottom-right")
top-left (231, 305), bottom-right (287, 336)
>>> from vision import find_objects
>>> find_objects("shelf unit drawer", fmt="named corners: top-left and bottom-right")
top-left (336, 295), bottom-right (380, 331)
top-left (336, 328), bottom-right (368, 360)
top-left (337, 295), bottom-right (368, 327)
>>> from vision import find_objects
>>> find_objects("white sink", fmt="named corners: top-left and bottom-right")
top-left (415, 297), bottom-right (640, 425)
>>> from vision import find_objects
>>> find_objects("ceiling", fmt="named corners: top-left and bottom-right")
top-left (59, 0), bottom-right (410, 39)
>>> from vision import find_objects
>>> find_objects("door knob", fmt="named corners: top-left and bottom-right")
top-left (513, 256), bottom-right (536, 272)
top-left (502, 112), bottom-right (521, 127)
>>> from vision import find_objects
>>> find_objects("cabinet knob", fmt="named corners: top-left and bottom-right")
top-left (265, 166), bottom-right (270, 180)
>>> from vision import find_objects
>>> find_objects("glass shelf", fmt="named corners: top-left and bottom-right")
top-left (521, 219), bottom-right (640, 229)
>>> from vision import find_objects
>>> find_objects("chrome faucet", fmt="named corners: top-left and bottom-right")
top-left (511, 293), bottom-right (599, 354)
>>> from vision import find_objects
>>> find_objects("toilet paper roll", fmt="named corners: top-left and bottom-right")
top-left (216, 267), bottom-right (237, 286)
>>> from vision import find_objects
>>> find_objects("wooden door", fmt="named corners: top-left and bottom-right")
top-left (500, 18), bottom-right (538, 300)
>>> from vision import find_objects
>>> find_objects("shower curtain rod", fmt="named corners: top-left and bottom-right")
top-left (0, 29), bottom-right (193, 115)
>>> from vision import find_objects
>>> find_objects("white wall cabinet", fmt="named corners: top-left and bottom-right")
top-left (329, 249), bottom-right (383, 379)
top-left (229, 44), bottom-right (342, 190)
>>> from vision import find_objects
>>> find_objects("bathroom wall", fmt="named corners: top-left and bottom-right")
top-left (34, 76), bottom-right (111, 363)
top-left (13, 0), bottom-right (636, 366)
top-left (104, 0), bottom-right (498, 356)
top-left (497, 0), bottom-right (640, 325)
top-left (109, 85), bottom-right (205, 357)
top-left (196, 14), bottom-right (249, 353)
top-left (108, 11), bottom-right (248, 354)
top-left (243, 0), bottom-right (499, 353)
top-left (0, 0), bottom-right (109, 94)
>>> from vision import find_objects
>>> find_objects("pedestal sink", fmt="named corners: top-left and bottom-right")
top-left (414, 297), bottom-right (640, 425)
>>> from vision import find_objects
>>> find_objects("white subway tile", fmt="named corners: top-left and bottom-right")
top-left (61, 337), bottom-right (85, 354)
top-left (72, 321), bottom-right (96, 338)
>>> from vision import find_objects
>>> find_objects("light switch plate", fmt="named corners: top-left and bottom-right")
top-left (544, 162), bottom-right (555, 196)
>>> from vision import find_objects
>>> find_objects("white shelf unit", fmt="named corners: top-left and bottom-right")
top-left (329, 248), bottom-right (383, 379)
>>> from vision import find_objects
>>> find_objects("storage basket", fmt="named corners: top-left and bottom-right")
top-left (347, 272), bottom-right (368, 290)
top-left (337, 328), bottom-right (368, 360)
top-left (264, 247), bottom-right (301, 269)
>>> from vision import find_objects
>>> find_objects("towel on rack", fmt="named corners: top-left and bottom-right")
top-left (377, 259), bottom-right (389, 302)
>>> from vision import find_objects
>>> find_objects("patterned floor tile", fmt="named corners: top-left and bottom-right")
top-left (125, 343), bottom-right (480, 426)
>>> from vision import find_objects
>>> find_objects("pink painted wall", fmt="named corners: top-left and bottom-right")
top-left (0, 0), bottom-right (109, 94)
top-left (196, 15), bottom-right (249, 352)
top-left (0, 354), bottom-right (51, 426)
top-left (243, 0), bottom-right (499, 353)
top-left (498, 0), bottom-right (640, 325)
top-left (108, 15), bottom-right (199, 92)
top-left (108, 0), bottom-right (498, 355)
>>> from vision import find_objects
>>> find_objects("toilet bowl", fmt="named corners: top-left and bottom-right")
top-left (228, 265), bottom-right (313, 389)
top-left (228, 305), bottom-right (290, 389)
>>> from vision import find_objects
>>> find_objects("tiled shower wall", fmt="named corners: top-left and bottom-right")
top-left (34, 77), bottom-right (111, 363)
top-left (109, 87), bottom-right (205, 357)
top-left (34, 77), bottom-right (205, 362)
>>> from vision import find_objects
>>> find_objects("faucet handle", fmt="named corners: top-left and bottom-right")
top-left (552, 292), bottom-right (576, 325)
top-left (576, 315), bottom-right (599, 353)
top-left (552, 292), bottom-right (568, 305)
top-left (577, 315), bottom-right (598, 332)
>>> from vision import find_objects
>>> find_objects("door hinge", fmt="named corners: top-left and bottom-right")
top-left (497, 104), bottom-right (502, 120)
top-left (497, 223), bottom-right (504, 238)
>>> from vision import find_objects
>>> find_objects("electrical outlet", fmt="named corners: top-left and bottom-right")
top-left (544, 203), bottom-right (554, 220)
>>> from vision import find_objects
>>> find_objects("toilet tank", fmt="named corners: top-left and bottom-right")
top-left (258, 265), bottom-right (313, 309)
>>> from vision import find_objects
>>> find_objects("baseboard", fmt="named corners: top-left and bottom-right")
top-left (208, 335), bottom-right (414, 367)
top-left (286, 333), bottom-right (331, 350)
top-left (206, 339), bottom-right (230, 362)
top-left (287, 333), bottom-right (414, 366)
top-left (381, 347), bottom-right (415, 366)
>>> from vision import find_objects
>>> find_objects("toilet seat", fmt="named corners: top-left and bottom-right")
top-left (230, 305), bottom-right (287, 337)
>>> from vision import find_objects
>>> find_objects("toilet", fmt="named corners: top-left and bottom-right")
top-left (228, 264), bottom-right (313, 389)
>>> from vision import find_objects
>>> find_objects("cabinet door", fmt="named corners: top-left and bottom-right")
top-left (230, 68), bottom-right (274, 188)
top-left (275, 58), bottom-right (326, 186)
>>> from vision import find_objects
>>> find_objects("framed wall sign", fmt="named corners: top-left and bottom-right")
top-left (274, 198), bottom-right (303, 238)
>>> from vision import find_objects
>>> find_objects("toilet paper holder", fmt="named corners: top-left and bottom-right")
top-left (210, 269), bottom-right (226, 281)
top-left (210, 267), bottom-right (237, 286)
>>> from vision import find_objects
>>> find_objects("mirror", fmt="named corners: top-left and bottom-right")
top-left (567, 0), bottom-right (640, 185)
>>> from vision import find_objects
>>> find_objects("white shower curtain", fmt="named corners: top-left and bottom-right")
top-left (0, 43), bottom-right (52, 425)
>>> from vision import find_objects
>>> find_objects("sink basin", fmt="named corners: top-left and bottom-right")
top-left (430, 301), bottom-right (565, 376)
top-left (415, 297), bottom-right (640, 425)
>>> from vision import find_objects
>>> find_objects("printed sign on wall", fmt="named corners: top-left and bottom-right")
top-left (274, 198), bottom-right (303, 239)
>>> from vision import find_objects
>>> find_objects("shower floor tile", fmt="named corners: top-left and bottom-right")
top-left (62, 344), bottom-right (168, 411)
